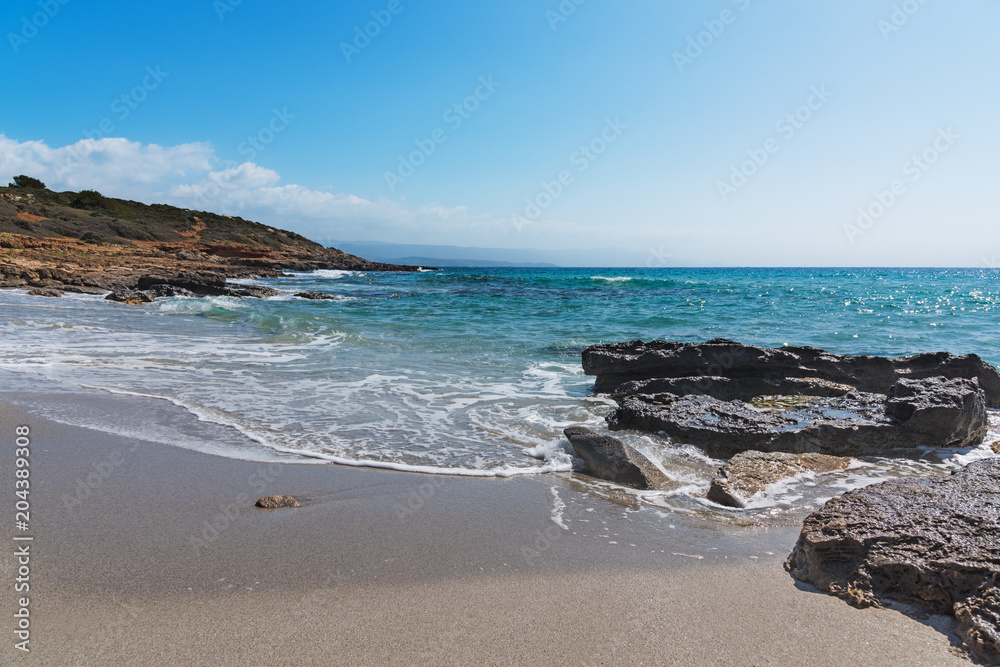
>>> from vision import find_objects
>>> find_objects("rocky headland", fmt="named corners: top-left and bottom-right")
top-left (0, 179), bottom-right (425, 301)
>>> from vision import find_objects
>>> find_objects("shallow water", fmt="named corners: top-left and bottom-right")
top-left (1, 267), bottom-right (998, 523)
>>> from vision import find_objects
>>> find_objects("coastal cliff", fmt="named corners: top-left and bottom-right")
top-left (0, 178), bottom-right (423, 294)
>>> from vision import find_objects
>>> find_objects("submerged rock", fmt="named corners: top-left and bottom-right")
top-left (785, 458), bottom-right (1000, 665)
top-left (584, 339), bottom-right (1000, 408)
top-left (255, 495), bottom-right (300, 509)
top-left (607, 377), bottom-right (987, 458)
top-left (137, 272), bottom-right (228, 295)
top-left (295, 291), bottom-right (339, 300)
top-left (707, 451), bottom-right (852, 508)
top-left (136, 272), bottom-right (279, 299)
top-left (143, 284), bottom-right (196, 298)
top-left (563, 427), bottom-right (670, 490)
top-left (27, 288), bottom-right (62, 297)
top-left (105, 288), bottom-right (155, 305)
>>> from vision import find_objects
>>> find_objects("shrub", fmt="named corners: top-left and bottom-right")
top-left (72, 190), bottom-right (106, 209)
top-left (9, 175), bottom-right (46, 189)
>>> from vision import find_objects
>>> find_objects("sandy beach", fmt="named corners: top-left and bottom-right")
top-left (0, 398), bottom-right (971, 666)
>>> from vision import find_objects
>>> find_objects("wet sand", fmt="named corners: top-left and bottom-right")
top-left (0, 400), bottom-right (970, 665)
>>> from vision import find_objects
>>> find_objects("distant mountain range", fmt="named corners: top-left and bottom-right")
top-left (322, 241), bottom-right (654, 268)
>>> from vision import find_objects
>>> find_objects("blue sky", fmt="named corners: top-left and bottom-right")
top-left (1, 0), bottom-right (997, 266)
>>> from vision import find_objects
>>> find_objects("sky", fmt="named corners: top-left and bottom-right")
top-left (1, 0), bottom-right (998, 266)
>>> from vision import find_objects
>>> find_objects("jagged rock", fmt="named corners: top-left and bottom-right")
top-left (135, 273), bottom-right (278, 299)
top-left (584, 339), bottom-right (1000, 408)
top-left (143, 284), bottom-right (195, 298)
top-left (993, 442), bottom-right (1000, 455)
top-left (226, 284), bottom-right (281, 298)
top-left (785, 458), bottom-right (1000, 665)
top-left (885, 376), bottom-right (988, 447)
top-left (564, 427), bottom-right (671, 489)
top-left (255, 495), bottom-right (300, 509)
top-left (707, 451), bottom-right (852, 508)
top-left (608, 377), bottom-right (987, 458)
top-left (105, 288), bottom-right (155, 305)
top-left (27, 288), bottom-right (62, 297)
top-left (136, 272), bottom-right (228, 296)
top-left (295, 291), bottom-right (338, 300)
top-left (0, 278), bottom-right (27, 288)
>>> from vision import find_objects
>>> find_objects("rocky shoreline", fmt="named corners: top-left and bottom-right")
top-left (786, 459), bottom-right (1000, 665)
top-left (567, 338), bottom-right (1000, 663)
top-left (0, 183), bottom-right (426, 301)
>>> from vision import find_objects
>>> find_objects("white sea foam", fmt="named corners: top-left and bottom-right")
top-left (309, 270), bottom-right (360, 280)
top-left (590, 276), bottom-right (633, 282)
top-left (549, 487), bottom-right (569, 529)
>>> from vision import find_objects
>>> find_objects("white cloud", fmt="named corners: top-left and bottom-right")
top-left (0, 133), bottom-right (497, 243)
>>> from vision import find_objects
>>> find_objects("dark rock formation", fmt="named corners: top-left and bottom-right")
top-left (707, 451), bottom-right (852, 508)
top-left (563, 427), bottom-right (671, 490)
top-left (130, 273), bottom-right (280, 300)
top-left (144, 284), bottom-right (195, 298)
top-left (886, 377), bottom-right (989, 447)
top-left (137, 272), bottom-right (228, 296)
top-left (26, 288), bottom-right (61, 297)
top-left (584, 339), bottom-right (1000, 408)
top-left (608, 377), bottom-right (986, 458)
top-left (610, 375), bottom-right (855, 402)
top-left (785, 458), bottom-right (1000, 665)
top-left (255, 495), bottom-right (300, 509)
top-left (227, 284), bottom-right (281, 298)
top-left (105, 288), bottom-right (155, 305)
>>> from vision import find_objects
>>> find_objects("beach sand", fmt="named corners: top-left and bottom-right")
top-left (0, 400), bottom-right (971, 666)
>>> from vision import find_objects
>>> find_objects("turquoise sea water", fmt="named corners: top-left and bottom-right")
top-left (1, 267), bottom-right (998, 518)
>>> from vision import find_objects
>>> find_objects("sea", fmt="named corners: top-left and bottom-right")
top-left (2, 267), bottom-right (998, 525)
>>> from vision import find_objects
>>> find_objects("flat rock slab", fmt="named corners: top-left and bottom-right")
top-left (563, 427), bottom-right (671, 490)
top-left (608, 377), bottom-right (986, 458)
top-left (584, 338), bottom-right (1000, 408)
top-left (786, 457), bottom-right (1000, 665)
top-left (707, 451), bottom-right (852, 508)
